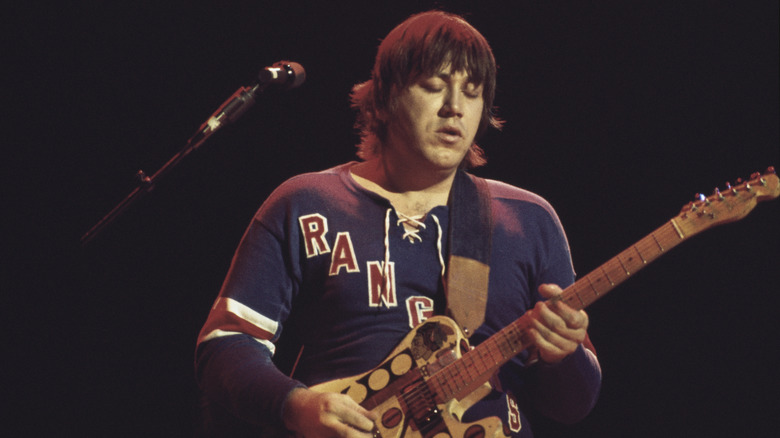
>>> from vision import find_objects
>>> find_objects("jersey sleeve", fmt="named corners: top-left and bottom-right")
top-left (194, 181), bottom-right (307, 428)
top-left (524, 199), bottom-right (602, 424)
top-left (484, 182), bottom-right (602, 429)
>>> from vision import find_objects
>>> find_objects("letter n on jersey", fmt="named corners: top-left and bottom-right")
top-left (367, 261), bottom-right (397, 308)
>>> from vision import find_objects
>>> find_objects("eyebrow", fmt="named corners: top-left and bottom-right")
top-left (432, 71), bottom-right (482, 86)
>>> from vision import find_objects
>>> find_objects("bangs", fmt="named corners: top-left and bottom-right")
top-left (380, 12), bottom-right (496, 89)
top-left (414, 23), bottom-right (493, 85)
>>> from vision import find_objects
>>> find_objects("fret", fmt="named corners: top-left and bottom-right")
top-left (634, 244), bottom-right (647, 264)
top-left (616, 253), bottom-right (631, 275)
top-left (577, 283), bottom-right (597, 308)
top-left (474, 345), bottom-right (492, 370)
top-left (460, 354), bottom-right (478, 380)
top-left (506, 325), bottom-right (524, 353)
top-left (445, 366), bottom-right (463, 393)
top-left (497, 333), bottom-right (515, 358)
top-left (587, 275), bottom-right (600, 297)
top-left (486, 339), bottom-right (503, 364)
top-left (565, 284), bottom-right (584, 309)
top-left (652, 232), bottom-right (665, 251)
top-left (600, 265), bottom-right (615, 286)
top-left (436, 374), bottom-right (454, 399)
top-left (466, 350), bottom-right (489, 377)
top-left (636, 238), bottom-right (656, 262)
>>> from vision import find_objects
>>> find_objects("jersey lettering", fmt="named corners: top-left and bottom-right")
top-left (329, 232), bottom-right (359, 275)
top-left (405, 296), bottom-right (434, 328)
top-left (367, 261), bottom-right (396, 307)
top-left (506, 392), bottom-right (522, 433)
top-left (299, 214), bottom-right (330, 258)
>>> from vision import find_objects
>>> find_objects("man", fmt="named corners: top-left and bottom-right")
top-left (196, 10), bottom-right (601, 437)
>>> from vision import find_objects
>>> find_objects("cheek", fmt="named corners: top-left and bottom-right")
top-left (468, 103), bottom-right (485, 130)
top-left (397, 101), bottom-right (435, 132)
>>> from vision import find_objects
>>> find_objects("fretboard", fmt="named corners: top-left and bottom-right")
top-left (428, 219), bottom-right (690, 403)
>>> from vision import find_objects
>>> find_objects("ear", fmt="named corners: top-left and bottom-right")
top-left (378, 83), bottom-right (404, 123)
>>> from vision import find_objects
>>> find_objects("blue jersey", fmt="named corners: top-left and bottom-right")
top-left (195, 162), bottom-right (601, 436)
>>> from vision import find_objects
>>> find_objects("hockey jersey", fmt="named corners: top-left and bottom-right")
top-left (195, 162), bottom-right (601, 436)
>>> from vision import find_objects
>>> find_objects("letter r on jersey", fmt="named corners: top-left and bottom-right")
top-left (299, 213), bottom-right (330, 258)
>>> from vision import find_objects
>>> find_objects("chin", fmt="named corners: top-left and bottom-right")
top-left (438, 146), bottom-right (470, 161)
top-left (427, 154), bottom-right (467, 172)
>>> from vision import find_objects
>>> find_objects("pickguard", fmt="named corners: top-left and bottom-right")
top-left (312, 317), bottom-right (508, 438)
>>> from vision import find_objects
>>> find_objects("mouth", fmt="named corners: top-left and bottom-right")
top-left (435, 125), bottom-right (464, 143)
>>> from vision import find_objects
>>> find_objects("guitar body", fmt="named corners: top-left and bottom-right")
top-left (311, 316), bottom-right (508, 438)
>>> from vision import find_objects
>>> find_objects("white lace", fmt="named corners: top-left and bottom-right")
top-left (383, 209), bottom-right (393, 299)
top-left (381, 209), bottom-right (447, 301)
top-left (396, 212), bottom-right (427, 243)
top-left (430, 214), bottom-right (446, 278)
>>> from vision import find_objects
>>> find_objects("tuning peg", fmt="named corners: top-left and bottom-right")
top-left (713, 187), bottom-right (725, 201)
top-left (695, 193), bottom-right (711, 205)
top-left (761, 166), bottom-right (775, 185)
top-left (136, 169), bottom-right (152, 186)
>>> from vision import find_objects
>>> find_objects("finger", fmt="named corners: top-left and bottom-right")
top-left (335, 422), bottom-right (375, 438)
top-left (529, 317), bottom-right (583, 363)
top-left (532, 302), bottom-right (586, 344)
top-left (538, 283), bottom-right (563, 299)
top-left (549, 303), bottom-right (588, 330)
top-left (538, 284), bottom-right (589, 330)
top-left (530, 310), bottom-right (577, 346)
top-left (330, 395), bottom-right (376, 432)
top-left (326, 421), bottom-right (373, 438)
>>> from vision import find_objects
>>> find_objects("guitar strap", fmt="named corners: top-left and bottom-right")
top-left (445, 170), bottom-right (492, 338)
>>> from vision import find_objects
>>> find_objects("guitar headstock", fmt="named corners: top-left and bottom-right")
top-left (675, 167), bottom-right (779, 237)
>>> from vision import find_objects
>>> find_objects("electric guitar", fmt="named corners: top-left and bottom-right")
top-left (305, 169), bottom-right (779, 438)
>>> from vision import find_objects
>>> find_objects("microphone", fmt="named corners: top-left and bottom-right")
top-left (198, 61), bottom-right (305, 135)
top-left (79, 60), bottom-right (306, 246)
top-left (258, 61), bottom-right (306, 89)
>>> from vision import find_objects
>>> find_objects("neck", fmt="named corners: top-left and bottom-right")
top-left (351, 158), bottom-right (457, 216)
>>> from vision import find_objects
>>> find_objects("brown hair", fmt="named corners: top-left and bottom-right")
top-left (351, 10), bottom-right (503, 168)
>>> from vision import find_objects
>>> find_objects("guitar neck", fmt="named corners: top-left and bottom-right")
top-left (560, 218), bottom-right (688, 311)
top-left (428, 170), bottom-right (778, 404)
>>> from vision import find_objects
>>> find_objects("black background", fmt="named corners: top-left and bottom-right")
top-left (5, 1), bottom-right (778, 436)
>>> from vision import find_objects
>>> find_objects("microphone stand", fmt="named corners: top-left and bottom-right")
top-left (80, 82), bottom-right (266, 246)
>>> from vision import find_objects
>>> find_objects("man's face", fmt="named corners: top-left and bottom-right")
top-left (383, 66), bottom-right (484, 173)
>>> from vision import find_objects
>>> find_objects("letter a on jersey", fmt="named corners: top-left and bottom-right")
top-left (329, 232), bottom-right (359, 275)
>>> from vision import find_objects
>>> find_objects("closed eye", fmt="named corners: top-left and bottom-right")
top-left (420, 80), bottom-right (445, 93)
top-left (463, 84), bottom-right (483, 99)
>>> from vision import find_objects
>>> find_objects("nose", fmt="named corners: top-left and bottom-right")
top-left (440, 88), bottom-right (463, 118)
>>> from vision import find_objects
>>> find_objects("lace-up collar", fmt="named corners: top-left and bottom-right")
top-left (396, 211), bottom-right (426, 243)
top-left (382, 209), bottom-right (447, 291)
